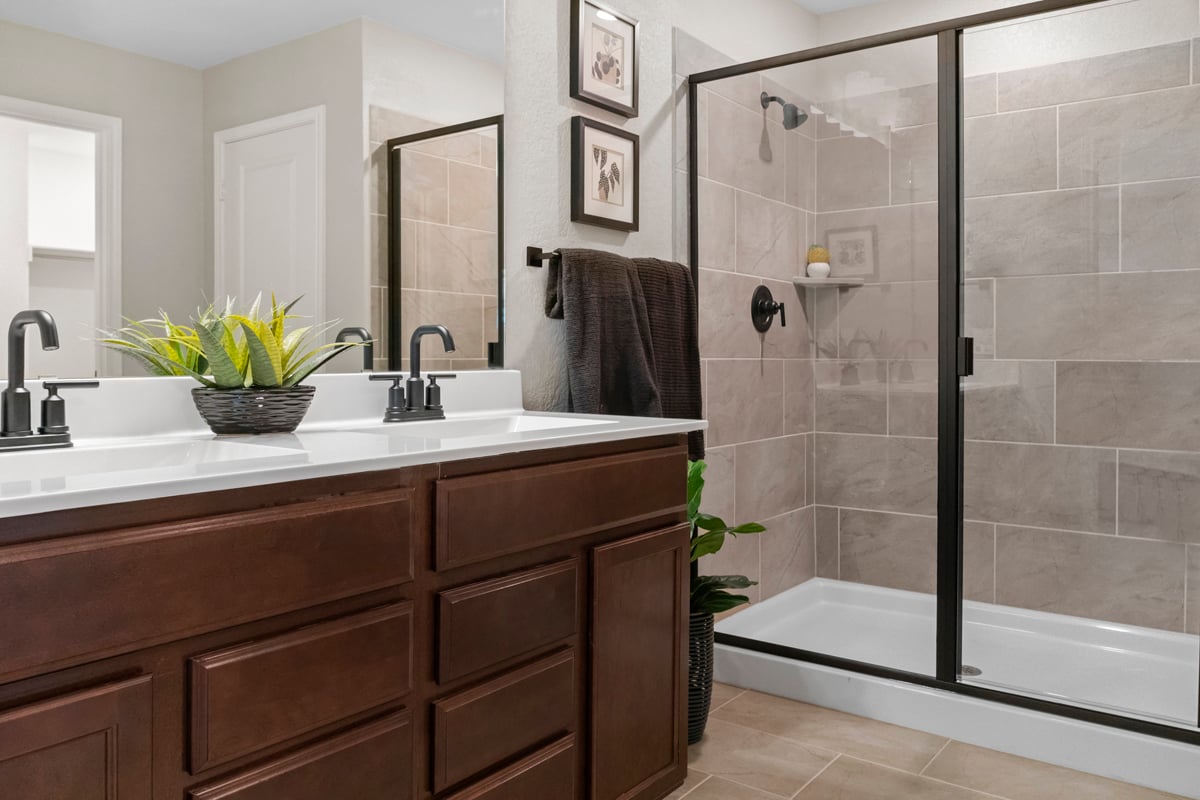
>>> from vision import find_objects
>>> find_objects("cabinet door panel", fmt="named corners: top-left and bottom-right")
top-left (591, 525), bottom-right (688, 800)
top-left (443, 735), bottom-right (576, 800)
top-left (0, 676), bottom-right (152, 800)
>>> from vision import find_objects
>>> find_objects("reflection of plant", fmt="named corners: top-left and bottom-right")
top-left (101, 295), bottom-right (360, 389)
top-left (688, 461), bottom-right (766, 614)
top-left (591, 28), bottom-right (623, 87)
top-left (592, 146), bottom-right (622, 202)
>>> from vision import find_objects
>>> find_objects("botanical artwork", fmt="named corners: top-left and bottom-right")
top-left (825, 226), bottom-right (878, 281)
top-left (591, 145), bottom-right (624, 206)
top-left (590, 24), bottom-right (624, 88)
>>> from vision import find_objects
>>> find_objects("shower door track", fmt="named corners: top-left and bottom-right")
top-left (687, 0), bottom-right (1200, 748)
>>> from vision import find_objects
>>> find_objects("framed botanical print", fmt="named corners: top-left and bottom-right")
top-left (825, 226), bottom-right (879, 281)
top-left (571, 116), bottom-right (639, 231)
top-left (570, 0), bottom-right (639, 118)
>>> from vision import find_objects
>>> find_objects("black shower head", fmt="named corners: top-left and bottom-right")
top-left (760, 91), bottom-right (809, 130)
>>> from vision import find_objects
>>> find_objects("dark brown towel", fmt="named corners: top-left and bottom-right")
top-left (633, 257), bottom-right (705, 461)
top-left (546, 248), bottom-right (662, 417)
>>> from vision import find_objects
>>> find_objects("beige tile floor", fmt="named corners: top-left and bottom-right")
top-left (670, 684), bottom-right (1188, 800)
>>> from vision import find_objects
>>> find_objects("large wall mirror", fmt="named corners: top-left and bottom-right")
top-left (0, 1), bottom-right (504, 379)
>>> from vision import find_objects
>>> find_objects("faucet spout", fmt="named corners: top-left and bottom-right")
top-left (408, 324), bottom-right (456, 380)
top-left (4, 310), bottom-right (60, 436)
top-left (335, 326), bottom-right (375, 371)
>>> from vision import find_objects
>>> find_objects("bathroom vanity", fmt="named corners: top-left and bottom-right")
top-left (0, 374), bottom-right (702, 800)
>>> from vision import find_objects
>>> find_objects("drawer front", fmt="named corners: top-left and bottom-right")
top-left (443, 735), bottom-right (576, 800)
top-left (188, 711), bottom-right (412, 800)
top-left (438, 559), bottom-right (577, 683)
top-left (435, 446), bottom-right (686, 570)
top-left (0, 490), bottom-right (413, 681)
top-left (432, 649), bottom-right (575, 793)
top-left (190, 603), bottom-right (414, 773)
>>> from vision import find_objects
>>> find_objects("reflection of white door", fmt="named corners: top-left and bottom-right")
top-left (214, 106), bottom-right (324, 321)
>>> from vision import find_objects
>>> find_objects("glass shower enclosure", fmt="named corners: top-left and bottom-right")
top-left (688, 0), bottom-right (1200, 743)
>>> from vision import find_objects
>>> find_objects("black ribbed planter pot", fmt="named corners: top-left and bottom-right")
top-left (191, 385), bottom-right (316, 435)
top-left (688, 610), bottom-right (715, 745)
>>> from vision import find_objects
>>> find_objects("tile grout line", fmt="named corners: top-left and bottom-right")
top-left (918, 738), bottom-right (952, 776)
top-left (675, 774), bottom-right (711, 799)
top-left (790, 754), bottom-right (839, 798)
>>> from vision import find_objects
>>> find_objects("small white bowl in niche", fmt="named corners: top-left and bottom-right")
top-left (806, 261), bottom-right (831, 279)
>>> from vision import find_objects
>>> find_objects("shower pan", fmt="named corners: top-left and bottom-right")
top-left (686, 0), bottom-right (1200, 794)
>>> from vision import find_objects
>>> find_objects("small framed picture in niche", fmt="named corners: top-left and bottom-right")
top-left (825, 226), bottom-right (878, 281)
top-left (571, 116), bottom-right (639, 231)
top-left (570, 0), bottom-right (639, 117)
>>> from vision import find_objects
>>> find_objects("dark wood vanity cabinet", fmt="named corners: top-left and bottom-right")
top-left (0, 434), bottom-right (689, 800)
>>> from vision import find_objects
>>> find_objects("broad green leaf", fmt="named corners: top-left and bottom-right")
top-left (731, 522), bottom-right (767, 534)
top-left (690, 530), bottom-right (726, 561)
top-left (696, 592), bottom-right (750, 614)
top-left (686, 460), bottom-right (706, 522)
top-left (194, 320), bottom-right (243, 388)
top-left (239, 321), bottom-right (282, 386)
top-left (694, 513), bottom-right (730, 532)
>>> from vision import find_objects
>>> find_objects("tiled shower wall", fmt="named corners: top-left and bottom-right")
top-left (367, 107), bottom-right (499, 371)
top-left (676, 31), bottom-right (818, 605)
top-left (686, 31), bottom-right (1200, 633)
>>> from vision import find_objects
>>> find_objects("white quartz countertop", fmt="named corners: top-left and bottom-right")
top-left (0, 371), bottom-right (705, 519)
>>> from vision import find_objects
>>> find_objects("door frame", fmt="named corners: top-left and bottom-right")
top-left (686, 0), bottom-right (1200, 747)
top-left (213, 105), bottom-right (326, 323)
top-left (0, 94), bottom-right (122, 377)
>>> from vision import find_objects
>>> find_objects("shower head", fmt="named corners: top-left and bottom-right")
top-left (760, 91), bottom-right (808, 130)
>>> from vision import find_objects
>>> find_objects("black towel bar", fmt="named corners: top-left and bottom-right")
top-left (526, 246), bottom-right (561, 267)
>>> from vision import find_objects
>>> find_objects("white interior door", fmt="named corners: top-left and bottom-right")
top-left (215, 106), bottom-right (324, 321)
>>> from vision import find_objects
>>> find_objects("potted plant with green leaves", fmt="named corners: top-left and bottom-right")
top-left (102, 295), bottom-right (362, 435)
top-left (687, 459), bottom-right (765, 744)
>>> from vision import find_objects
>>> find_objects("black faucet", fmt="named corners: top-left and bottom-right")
top-left (367, 324), bottom-right (457, 423)
top-left (335, 326), bottom-right (374, 371)
top-left (1, 310), bottom-right (97, 450)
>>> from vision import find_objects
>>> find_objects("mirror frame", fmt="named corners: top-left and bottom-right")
top-left (386, 114), bottom-right (504, 370)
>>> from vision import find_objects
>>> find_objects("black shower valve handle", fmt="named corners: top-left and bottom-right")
top-left (750, 284), bottom-right (786, 333)
top-left (777, 302), bottom-right (787, 327)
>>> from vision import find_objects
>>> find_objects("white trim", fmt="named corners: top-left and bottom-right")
top-left (213, 106), bottom-right (326, 324)
top-left (31, 246), bottom-right (95, 262)
top-left (0, 94), bottom-right (122, 377)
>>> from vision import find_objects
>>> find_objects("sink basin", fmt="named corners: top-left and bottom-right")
top-left (0, 439), bottom-right (300, 483)
top-left (355, 413), bottom-right (619, 442)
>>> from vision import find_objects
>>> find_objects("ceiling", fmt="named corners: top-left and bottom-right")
top-left (0, 0), bottom-right (505, 69)
top-left (792, 0), bottom-right (885, 13)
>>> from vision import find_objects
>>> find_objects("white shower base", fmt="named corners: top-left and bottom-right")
top-left (715, 579), bottom-right (1200, 797)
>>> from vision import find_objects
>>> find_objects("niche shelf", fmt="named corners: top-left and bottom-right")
top-left (792, 277), bottom-right (864, 289)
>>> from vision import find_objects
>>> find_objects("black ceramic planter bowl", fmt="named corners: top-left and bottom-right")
top-left (191, 385), bottom-right (316, 435)
top-left (688, 610), bottom-right (715, 745)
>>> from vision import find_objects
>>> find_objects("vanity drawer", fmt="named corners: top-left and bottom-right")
top-left (432, 649), bottom-right (575, 792)
top-left (435, 446), bottom-right (687, 570)
top-left (438, 559), bottom-right (577, 683)
top-left (443, 735), bottom-right (576, 800)
top-left (187, 711), bottom-right (412, 800)
top-left (0, 490), bottom-right (413, 681)
top-left (189, 602), bottom-right (413, 773)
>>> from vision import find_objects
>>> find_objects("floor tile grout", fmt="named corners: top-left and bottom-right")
top-left (675, 773), bottom-right (710, 799)
top-left (790, 753), bottom-right (839, 798)
top-left (919, 738), bottom-right (952, 775)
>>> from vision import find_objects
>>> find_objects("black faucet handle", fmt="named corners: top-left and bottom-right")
top-left (368, 372), bottom-right (407, 382)
top-left (425, 374), bottom-right (456, 411)
top-left (38, 379), bottom-right (98, 436)
top-left (427, 373), bottom-right (457, 381)
top-left (42, 379), bottom-right (100, 391)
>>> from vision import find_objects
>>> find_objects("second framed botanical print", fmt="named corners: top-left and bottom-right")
top-left (570, 0), bottom-right (639, 117)
top-left (571, 116), bottom-right (639, 232)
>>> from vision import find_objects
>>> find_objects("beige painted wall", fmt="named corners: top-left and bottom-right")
top-left (0, 18), bottom-right (204, 325)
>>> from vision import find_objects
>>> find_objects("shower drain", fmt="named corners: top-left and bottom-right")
top-left (961, 664), bottom-right (983, 677)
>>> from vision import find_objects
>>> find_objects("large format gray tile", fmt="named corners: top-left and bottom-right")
top-left (713, 690), bottom-right (947, 773)
top-left (836, 282), bottom-right (938, 359)
top-left (964, 441), bottom-right (1116, 533)
top-left (706, 359), bottom-right (784, 446)
top-left (965, 108), bottom-right (1057, 197)
top-left (816, 135), bottom-right (890, 212)
top-left (890, 124), bottom-right (936, 204)
top-left (400, 289), bottom-right (485, 363)
top-left (1122, 178), bottom-right (1200, 271)
top-left (964, 74), bottom-right (997, 117)
top-left (401, 220), bottom-right (497, 295)
top-left (788, 131), bottom-right (816, 211)
top-left (1119, 450), bottom-right (1200, 543)
top-left (924, 740), bottom-right (1187, 800)
top-left (679, 776), bottom-right (777, 800)
top-left (1060, 85), bottom-right (1200, 187)
top-left (964, 279), bottom-right (994, 358)
top-left (799, 756), bottom-right (992, 800)
top-left (815, 361), bottom-right (887, 434)
top-left (815, 434), bottom-right (937, 516)
top-left (994, 271), bottom-right (1200, 360)
top-left (997, 41), bottom-right (1190, 111)
top-left (1057, 362), bottom-right (1200, 452)
top-left (995, 525), bottom-right (1186, 631)
top-left (1189, 546), bottom-right (1200, 635)
top-left (887, 359), bottom-right (937, 438)
top-left (701, 445), bottom-right (737, 523)
top-left (665, 770), bottom-right (709, 800)
top-left (815, 506), bottom-right (839, 579)
top-left (707, 94), bottom-right (787, 201)
top-left (814, 203), bottom-right (938, 283)
top-left (447, 160), bottom-right (497, 232)
top-left (698, 269), bottom-right (763, 359)
top-left (736, 191), bottom-right (801, 280)
top-left (962, 360), bottom-right (1055, 443)
top-left (784, 359), bottom-right (814, 434)
top-left (760, 507), bottom-right (816, 600)
top-left (965, 188), bottom-right (1119, 277)
top-left (735, 435), bottom-right (807, 521)
top-left (399, 149), bottom-right (448, 224)
top-left (698, 179), bottom-right (736, 270)
top-left (688, 718), bottom-right (835, 797)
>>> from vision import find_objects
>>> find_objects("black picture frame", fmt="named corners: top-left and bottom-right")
top-left (571, 116), bottom-right (639, 232)
top-left (570, 0), bottom-right (639, 118)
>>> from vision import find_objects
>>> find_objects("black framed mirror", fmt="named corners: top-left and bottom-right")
top-left (387, 115), bottom-right (504, 371)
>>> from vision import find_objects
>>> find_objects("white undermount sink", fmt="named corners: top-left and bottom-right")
top-left (0, 439), bottom-right (300, 483)
top-left (355, 413), bottom-right (619, 441)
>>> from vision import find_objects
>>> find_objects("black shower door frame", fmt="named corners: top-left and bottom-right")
top-left (686, 0), bottom-right (1200, 747)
